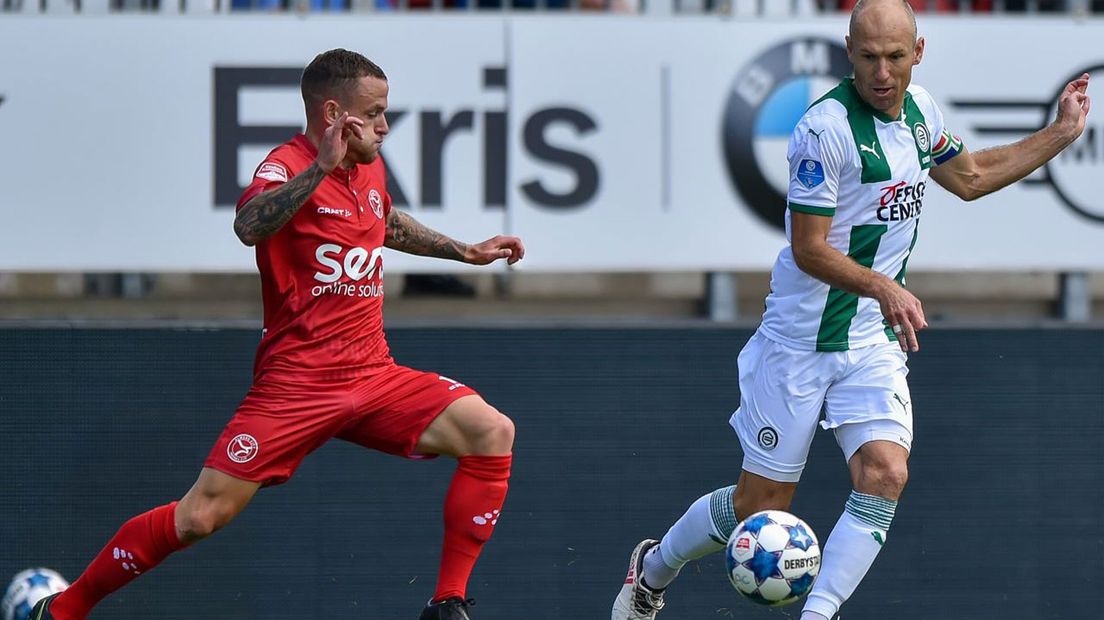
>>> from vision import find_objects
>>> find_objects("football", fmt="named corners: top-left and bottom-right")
top-left (725, 510), bottom-right (820, 606)
top-left (1, 568), bottom-right (69, 620)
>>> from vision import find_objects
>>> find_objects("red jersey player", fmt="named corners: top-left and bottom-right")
top-left (32, 49), bottom-right (523, 620)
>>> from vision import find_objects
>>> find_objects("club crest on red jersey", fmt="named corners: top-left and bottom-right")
top-left (368, 189), bottom-right (384, 219)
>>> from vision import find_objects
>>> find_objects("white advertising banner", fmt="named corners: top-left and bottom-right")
top-left (0, 16), bottom-right (1101, 271)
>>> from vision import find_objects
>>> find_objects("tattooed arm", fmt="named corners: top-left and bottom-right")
top-left (233, 163), bottom-right (327, 246)
top-left (384, 208), bottom-right (468, 260)
top-left (234, 112), bottom-right (365, 247)
top-left (385, 208), bottom-right (526, 265)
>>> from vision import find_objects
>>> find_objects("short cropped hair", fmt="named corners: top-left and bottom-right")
top-left (301, 48), bottom-right (387, 108)
top-left (849, 0), bottom-right (918, 41)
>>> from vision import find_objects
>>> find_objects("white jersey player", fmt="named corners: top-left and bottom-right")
top-left (612, 1), bottom-right (1091, 620)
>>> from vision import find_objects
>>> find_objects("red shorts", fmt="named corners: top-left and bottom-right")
top-left (204, 365), bottom-right (478, 486)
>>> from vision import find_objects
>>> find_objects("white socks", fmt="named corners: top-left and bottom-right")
top-left (641, 486), bottom-right (738, 590)
top-left (803, 491), bottom-right (897, 619)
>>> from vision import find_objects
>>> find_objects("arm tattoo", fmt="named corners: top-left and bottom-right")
top-left (385, 208), bottom-right (468, 261)
top-left (234, 163), bottom-right (327, 245)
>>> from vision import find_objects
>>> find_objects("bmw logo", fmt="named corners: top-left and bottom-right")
top-left (1045, 65), bottom-right (1104, 223)
top-left (722, 38), bottom-right (853, 231)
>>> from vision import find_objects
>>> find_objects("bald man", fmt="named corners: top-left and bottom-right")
top-left (611, 1), bottom-right (1091, 619)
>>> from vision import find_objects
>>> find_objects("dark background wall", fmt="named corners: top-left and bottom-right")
top-left (1, 326), bottom-right (1102, 620)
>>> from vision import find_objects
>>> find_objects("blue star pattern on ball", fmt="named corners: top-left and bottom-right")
top-left (788, 571), bottom-right (817, 596)
top-left (744, 543), bottom-right (784, 585)
top-left (26, 573), bottom-right (52, 588)
top-left (740, 512), bottom-right (774, 535)
top-left (786, 523), bottom-right (814, 551)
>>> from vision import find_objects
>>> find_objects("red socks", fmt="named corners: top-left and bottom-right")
top-left (433, 454), bottom-right (512, 602)
top-left (51, 502), bottom-right (186, 620)
top-left (47, 459), bottom-right (510, 616)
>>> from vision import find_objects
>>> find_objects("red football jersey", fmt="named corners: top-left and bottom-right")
top-left (237, 134), bottom-right (394, 381)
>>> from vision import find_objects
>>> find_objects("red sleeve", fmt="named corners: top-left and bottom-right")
top-left (384, 191), bottom-right (393, 218)
top-left (236, 158), bottom-right (293, 211)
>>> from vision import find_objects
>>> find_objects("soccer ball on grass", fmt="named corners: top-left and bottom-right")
top-left (725, 510), bottom-right (820, 606)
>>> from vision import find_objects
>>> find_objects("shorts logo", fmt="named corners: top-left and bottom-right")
top-left (255, 162), bottom-right (288, 183)
top-left (757, 427), bottom-right (779, 451)
top-left (368, 189), bottom-right (384, 219)
top-left (227, 433), bottom-right (260, 463)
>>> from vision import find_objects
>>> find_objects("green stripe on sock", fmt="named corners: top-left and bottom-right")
top-left (845, 491), bottom-right (897, 530)
top-left (709, 486), bottom-right (738, 540)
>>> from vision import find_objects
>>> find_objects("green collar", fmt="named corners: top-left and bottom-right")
top-left (845, 78), bottom-right (902, 124)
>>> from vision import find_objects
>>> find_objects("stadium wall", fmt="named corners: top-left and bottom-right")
top-left (0, 18), bottom-right (1102, 272)
top-left (2, 326), bottom-right (1102, 619)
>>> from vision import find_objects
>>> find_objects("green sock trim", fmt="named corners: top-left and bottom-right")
top-left (709, 485), bottom-right (738, 541)
top-left (845, 491), bottom-right (897, 531)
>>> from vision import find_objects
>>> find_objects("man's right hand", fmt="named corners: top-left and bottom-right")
top-left (878, 281), bottom-right (927, 353)
top-left (316, 112), bottom-right (365, 173)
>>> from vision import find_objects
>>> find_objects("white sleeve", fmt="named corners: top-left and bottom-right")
top-left (786, 113), bottom-right (850, 217)
top-left (913, 86), bottom-right (965, 166)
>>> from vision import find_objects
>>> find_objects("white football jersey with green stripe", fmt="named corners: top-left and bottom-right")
top-left (759, 79), bottom-right (963, 352)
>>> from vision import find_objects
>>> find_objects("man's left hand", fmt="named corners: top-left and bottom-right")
top-left (465, 235), bottom-right (526, 265)
top-left (1054, 73), bottom-right (1092, 143)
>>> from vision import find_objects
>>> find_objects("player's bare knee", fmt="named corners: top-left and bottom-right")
top-left (860, 461), bottom-right (909, 498)
top-left (177, 501), bottom-right (238, 542)
top-left (176, 508), bottom-right (216, 542)
top-left (476, 410), bottom-right (514, 455)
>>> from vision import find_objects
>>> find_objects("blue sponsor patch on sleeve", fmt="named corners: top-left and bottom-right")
top-left (796, 159), bottom-right (825, 190)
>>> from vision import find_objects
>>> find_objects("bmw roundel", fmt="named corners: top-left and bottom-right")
top-left (723, 38), bottom-right (852, 231)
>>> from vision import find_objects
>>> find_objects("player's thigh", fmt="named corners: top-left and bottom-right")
top-left (415, 394), bottom-right (513, 457)
top-left (338, 366), bottom-right (495, 458)
top-left (824, 343), bottom-right (914, 464)
top-left (204, 379), bottom-right (352, 487)
top-left (729, 332), bottom-right (839, 484)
